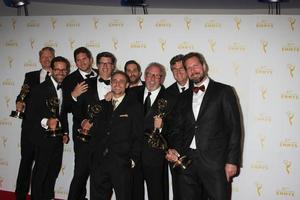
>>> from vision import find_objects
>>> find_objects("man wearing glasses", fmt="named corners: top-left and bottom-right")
top-left (130, 62), bottom-right (176, 200)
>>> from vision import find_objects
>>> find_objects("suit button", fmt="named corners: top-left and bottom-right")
top-left (107, 131), bottom-right (110, 136)
top-left (103, 148), bottom-right (109, 156)
top-left (195, 125), bottom-right (198, 129)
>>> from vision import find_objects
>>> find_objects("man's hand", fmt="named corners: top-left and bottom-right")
top-left (225, 163), bottom-right (238, 182)
top-left (154, 115), bottom-right (163, 129)
top-left (47, 118), bottom-right (58, 130)
top-left (16, 101), bottom-right (25, 112)
top-left (81, 119), bottom-right (93, 135)
top-left (165, 149), bottom-right (180, 162)
top-left (62, 135), bottom-right (69, 144)
top-left (71, 81), bottom-right (88, 98)
top-left (104, 91), bottom-right (113, 101)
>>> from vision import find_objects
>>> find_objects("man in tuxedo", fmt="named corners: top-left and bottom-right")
top-left (14, 46), bottom-right (55, 200)
top-left (130, 62), bottom-right (176, 200)
top-left (124, 60), bottom-right (144, 87)
top-left (63, 47), bottom-right (97, 200)
top-left (79, 71), bottom-right (143, 200)
top-left (166, 54), bottom-right (191, 96)
top-left (166, 52), bottom-right (242, 200)
top-left (24, 56), bottom-right (70, 200)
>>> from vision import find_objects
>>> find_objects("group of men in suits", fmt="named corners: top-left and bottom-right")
top-left (14, 46), bottom-right (242, 200)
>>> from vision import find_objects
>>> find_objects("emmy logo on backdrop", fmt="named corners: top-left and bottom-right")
top-left (137, 16), bottom-right (144, 29)
top-left (51, 17), bottom-right (57, 30)
top-left (184, 17), bottom-right (191, 30)
top-left (260, 87), bottom-right (267, 100)
top-left (261, 40), bottom-right (268, 54)
top-left (259, 135), bottom-right (266, 149)
top-left (208, 39), bottom-right (216, 53)
top-left (45, 97), bottom-right (63, 137)
top-left (8, 56), bottom-right (14, 68)
top-left (255, 183), bottom-right (263, 196)
top-left (11, 18), bottom-right (16, 30)
top-left (234, 17), bottom-right (241, 30)
top-left (69, 38), bottom-right (75, 50)
top-left (77, 104), bottom-right (102, 142)
top-left (10, 84), bottom-right (30, 119)
top-left (4, 96), bottom-right (10, 108)
top-left (112, 38), bottom-right (118, 50)
top-left (284, 160), bottom-right (292, 175)
top-left (287, 111), bottom-right (294, 126)
top-left (29, 38), bottom-right (35, 49)
top-left (287, 64), bottom-right (295, 78)
top-left (288, 17), bottom-right (296, 31)
top-left (145, 98), bottom-right (192, 170)
top-left (159, 39), bottom-right (166, 52)
top-left (93, 17), bottom-right (100, 29)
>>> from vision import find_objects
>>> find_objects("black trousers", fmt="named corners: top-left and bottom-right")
top-left (176, 152), bottom-right (229, 200)
top-left (15, 131), bottom-right (35, 200)
top-left (67, 135), bottom-right (90, 200)
top-left (90, 153), bottom-right (132, 200)
top-left (31, 139), bottom-right (63, 200)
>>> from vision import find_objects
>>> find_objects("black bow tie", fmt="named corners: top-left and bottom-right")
top-left (57, 84), bottom-right (62, 90)
top-left (193, 85), bottom-right (205, 93)
top-left (99, 78), bottom-right (110, 85)
top-left (85, 71), bottom-right (95, 79)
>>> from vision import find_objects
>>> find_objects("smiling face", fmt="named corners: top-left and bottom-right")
top-left (97, 57), bottom-right (115, 80)
top-left (144, 65), bottom-right (162, 92)
top-left (125, 63), bottom-right (142, 85)
top-left (184, 56), bottom-right (208, 84)
top-left (111, 72), bottom-right (129, 98)
top-left (51, 61), bottom-right (68, 84)
top-left (40, 49), bottom-right (54, 71)
top-left (75, 52), bottom-right (93, 72)
top-left (171, 60), bottom-right (188, 86)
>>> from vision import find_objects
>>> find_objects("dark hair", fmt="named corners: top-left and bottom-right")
top-left (124, 60), bottom-right (141, 72)
top-left (111, 70), bottom-right (130, 83)
top-left (169, 54), bottom-right (184, 69)
top-left (73, 47), bottom-right (92, 61)
top-left (96, 52), bottom-right (117, 66)
top-left (50, 56), bottom-right (71, 73)
top-left (39, 47), bottom-right (55, 57)
top-left (182, 52), bottom-right (209, 70)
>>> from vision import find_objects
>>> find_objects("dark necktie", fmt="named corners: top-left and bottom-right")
top-left (57, 84), bottom-right (62, 90)
top-left (45, 71), bottom-right (50, 81)
top-left (85, 71), bottom-right (95, 79)
top-left (99, 78), bottom-right (110, 85)
top-left (193, 85), bottom-right (205, 94)
top-left (144, 92), bottom-right (151, 114)
top-left (181, 87), bottom-right (185, 93)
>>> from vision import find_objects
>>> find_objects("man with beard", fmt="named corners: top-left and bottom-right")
top-left (124, 60), bottom-right (144, 88)
top-left (166, 52), bottom-right (242, 200)
top-left (24, 56), bottom-right (70, 200)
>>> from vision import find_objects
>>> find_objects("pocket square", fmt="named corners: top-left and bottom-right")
top-left (119, 114), bottom-right (129, 117)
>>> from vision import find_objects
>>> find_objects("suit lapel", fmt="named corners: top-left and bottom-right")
top-left (186, 89), bottom-right (196, 122)
top-left (145, 87), bottom-right (165, 118)
top-left (196, 79), bottom-right (214, 122)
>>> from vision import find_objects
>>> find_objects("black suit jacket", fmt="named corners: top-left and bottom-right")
top-left (87, 94), bottom-right (143, 166)
top-left (166, 80), bottom-right (193, 97)
top-left (23, 78), bottom-right (68, 148)
top-left (170, 79), bottom-right (242, 168)
top-left (128, 85), bottom-right (177, 165)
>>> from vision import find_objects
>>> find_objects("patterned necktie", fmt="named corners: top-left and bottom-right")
top-left (193, 85), bottom-right (205, 94)
top-left (112, 99), bottom-right (118, 110)
top-left (144, 92), bottom-right (151, 114)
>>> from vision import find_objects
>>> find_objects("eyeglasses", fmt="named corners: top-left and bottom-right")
top-left (172, 68), bottom-right (186, 73)
top-left (145, 73), bottom-right (162, 79)
top-left (53, 68), bottom-right (68, 73)
top-left (99, 62), bottom-right (112, 66)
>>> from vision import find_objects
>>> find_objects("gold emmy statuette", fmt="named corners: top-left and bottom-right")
top-left (10, 84), bottom-right (30, 119)
top-left (45, 97), bottom-right (62, 137)
top-left (77, 104), bottom-right (102, 142)
top-left (145, 98), bottom-right (192, 170)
